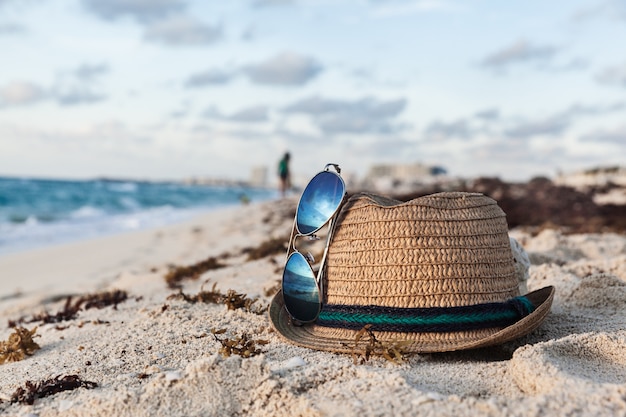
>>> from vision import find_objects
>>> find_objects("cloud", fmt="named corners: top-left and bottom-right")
top-left (504, 102), bottom-right (625, 139)
top-left (571, 2), bottom-right (609, 22)
top-left (54, 89), bottom-right (105, 106)
top-left (243, 52), bottom-right (322, 86)
top-left (227, 105), bottom-right (269, 122)
top-left (252, 0), bottom-right (295, 8)
top-left (581, 125), bottom-right (626, 143)
top-left (74, 63), bottom-right (109, 81)
top-left (81, 0), bottom-right (185, 22)
top-left (203, 105), bottom-right (269, 123)
top-left (0, 81), bottom-right (47, 107)
top-left (546, 57), bottom-right (590, 73)
top-left (284, 96), bottom-right (407, 134)
top-left (350, 138), bottom-right (417, 158)
top-left (370, 0), bottom-right (460, 18)
top-left (170, 100), bottom-right (192, 119)
top-left (0, 22), bottom-right (24, 35)
top-left (572, 1), bottom-right (626, 23)
top-left (425, 119), bottom-right (474, 139)
top-left (185, 69), bottom-right (235, 88)
top-left (241, 24), bottom-right (258, 41)
top-left (561, 102), bottom-right (626, 117)
top-left (0, 63), bottom-right (110, 108)
top-left (415, 101), bottom-right (625, 145)
top-left (143, 15), bottom-right (222, 46)
top-left (52, 63), bottom-right (109, 106)
top-left (480, 39), bottom-right (558, 69)
top-left (596, 63), bottom-right (626, 87)
top-left (505, 116), bottom-right (569, 139)
top-left (474, 108), bottom-right (500, 120)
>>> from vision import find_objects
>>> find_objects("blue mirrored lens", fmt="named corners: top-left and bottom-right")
top-left (282, 252), bottom-right (320, 323)
top-left (296, 171), bottom-right (345, 235)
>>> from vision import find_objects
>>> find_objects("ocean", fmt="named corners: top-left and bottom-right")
top-left (0, 176), bottom-right (276, 256)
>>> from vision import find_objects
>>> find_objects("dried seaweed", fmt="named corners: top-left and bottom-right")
top-left (164, 256), bottom-right (227, 289)
top-left (167, 281), bottom-right (223, 304)
top-left (263, 280), bottom-right (281, 297)
top-left (346, 325), bottom-right (411, 365)
top-left (10, 375), bottom-right (97, 405)
top-left (211, 328), bottom-right (268, 358)
top-left (8, 297), bottom-right (82, 327)
top-left (54, 319), bottom-right (110, 331)
top-left (8, 290), bottom-right (128, 328)
top-left (167, 282), bottom-right (267, 314)
top-left (79, 289), bottom-right (127, 310)
top-left (0, 327), bottom-right (40, 365)
top-left (222, 289), bottom-right (264, 313)
top-left (242, 236), bottom-right (288, 261)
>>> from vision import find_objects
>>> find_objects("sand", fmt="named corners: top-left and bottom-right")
top-left (0, 199), bottom-right (625, 417)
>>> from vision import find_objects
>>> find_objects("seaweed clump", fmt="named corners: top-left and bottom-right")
top-left (167, 282), bottom-right (266, 315)
top-left (242, 235), bottom-right (288, 261)
top-left (167, 281), bottom-right (223, 304)
top-left (8, 290), bottom-right (128, 328)
top-left (79, 289), bottom-right (127, 310)
top-left (0, 327), bottom-right (40, 365)
top-left (165, 256), bottom-right (227, 289)
top-left (10, 375), bottom-right (97, 405)
top-left (345, 325), bottom-right (410, 365)
top-left (211, 328), bottom-right (268, 358)
top-left (222, 289), bottom-right (263, 313)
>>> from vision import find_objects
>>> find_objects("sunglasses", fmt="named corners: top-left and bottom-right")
top-left (282, 163), bottom-right (347, 324)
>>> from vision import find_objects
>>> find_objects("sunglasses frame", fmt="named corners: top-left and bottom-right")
top-left (282, 163), bottom-right (347, 325)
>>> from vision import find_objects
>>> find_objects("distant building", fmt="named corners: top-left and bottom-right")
top-left (361, 162), bottom-right (447, 192)
top-left (249, 166), bottom-right (268, 188)
top-left (555, 166), bottom-right (626, 189)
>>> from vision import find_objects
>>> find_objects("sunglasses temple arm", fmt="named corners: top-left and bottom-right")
top-left (316, 215), bottom-right (339, 298)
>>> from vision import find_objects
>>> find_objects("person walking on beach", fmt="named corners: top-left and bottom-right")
top-left (278, 152), bottom-right (291, 197)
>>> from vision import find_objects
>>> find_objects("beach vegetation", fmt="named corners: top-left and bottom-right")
top-left (8, 290), bottom-right (128, 328)
top-left (0, 327), bottom-right (40, 365)
top-left (211, 328), bottom-right (269, 358)
top-left (165, 256), bottom-right (228, 289)
top-left (167, 281), bottom-right (267, 315)
top-left (242, 235), bottom-right (288, 261)
top-left (167, 281), bottom-right (223, 304)
top-left (10, 375), bottom-right (97, 405)
top-left (346, 324), bottom-right (411, 365)
top-left (79, 289), bottom-right (128, 310)
top-left (222, 289), bottom-right (263, 313)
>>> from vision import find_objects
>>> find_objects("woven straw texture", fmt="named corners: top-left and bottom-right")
top-left (269, 191), bottom-right (555, 353)
top-left (323, 192), bottom-right (518, 308)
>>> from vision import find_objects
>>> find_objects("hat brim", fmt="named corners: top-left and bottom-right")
top-left (268, 286), bottom-right (555, 353)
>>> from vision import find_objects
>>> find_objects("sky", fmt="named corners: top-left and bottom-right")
top-left (1, 0), bottom-right (625, 183)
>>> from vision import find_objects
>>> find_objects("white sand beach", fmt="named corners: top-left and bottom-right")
top-left (0, 198), bottom-right (625, 416)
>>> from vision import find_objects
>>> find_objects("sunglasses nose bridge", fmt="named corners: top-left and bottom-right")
top-left (289, 231), bottom-right (306, 253)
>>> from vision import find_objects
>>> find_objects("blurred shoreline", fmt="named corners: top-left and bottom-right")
top-left (0, 176), bottom-right (275, 257)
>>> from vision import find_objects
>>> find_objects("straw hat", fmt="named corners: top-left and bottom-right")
top-left (269, 191), bottom-right (554, 353)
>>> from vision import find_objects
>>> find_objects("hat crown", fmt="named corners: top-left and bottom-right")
top-left (324, 192), bottom-right (519, 309)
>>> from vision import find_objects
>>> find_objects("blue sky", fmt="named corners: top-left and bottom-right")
top-left (1, 0), bottom-right (625, 182)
